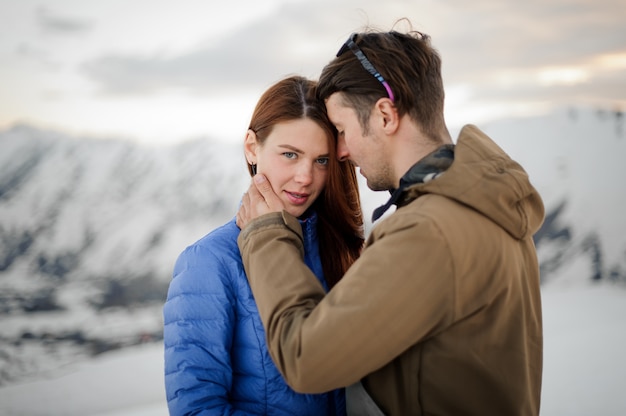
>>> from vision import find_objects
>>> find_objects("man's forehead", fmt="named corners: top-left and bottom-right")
top-left (325, 93), bottom-right (349, 114)
top-left (325, 92), bottom-right (341, 106)
top-left (325, 101), bottom-right (348, 127)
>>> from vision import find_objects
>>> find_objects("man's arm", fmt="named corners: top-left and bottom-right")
top-left (238, 188), bottom-right (455, 393)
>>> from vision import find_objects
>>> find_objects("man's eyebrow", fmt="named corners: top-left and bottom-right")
top-left (278, 144), bottom-right (329, 158)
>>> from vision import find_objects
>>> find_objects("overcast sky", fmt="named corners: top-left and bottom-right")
top-left (1, 0), bottom-right (624, 145)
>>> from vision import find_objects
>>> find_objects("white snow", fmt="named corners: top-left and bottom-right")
top-left (1, 108), bottom-right (624, 415)
top-left (480, 107), bottom-right (626, 271)
top-left (1, 280), bottom-right (625, 415)
top-left (0, 343), bottom-right (168, 416)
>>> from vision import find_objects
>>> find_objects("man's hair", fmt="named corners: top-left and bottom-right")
top-left (318, 28), bottom-right (446, 141)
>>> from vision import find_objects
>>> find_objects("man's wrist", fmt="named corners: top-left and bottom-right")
top-left (238, 211), bottom-right (303, 244)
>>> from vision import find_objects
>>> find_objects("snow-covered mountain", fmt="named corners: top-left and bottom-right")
top-left (0, 125), bottom-right (248, 384)
top-left (0, 105), bottom-right (624, 385)
top-left (477, 106), bottom-right (626, 286)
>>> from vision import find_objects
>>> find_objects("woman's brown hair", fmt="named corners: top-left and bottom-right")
top-left (246, 75), bottom-right (364, 288)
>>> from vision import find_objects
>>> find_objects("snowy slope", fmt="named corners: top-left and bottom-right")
top-left (0, 105), bottom-right (625, 394)
top-left (0, 279), bottom-right (624, 416)
top-left (479, 106), bottom-right (626, 284)
top-left (0, 125), bottom-right (248, 384)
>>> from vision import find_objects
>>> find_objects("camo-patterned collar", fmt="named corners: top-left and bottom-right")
top-left (372, 144), bottom-right (455, 221)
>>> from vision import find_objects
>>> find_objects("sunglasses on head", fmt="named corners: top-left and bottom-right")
top-left (336, 33), bottom-right (395, 102)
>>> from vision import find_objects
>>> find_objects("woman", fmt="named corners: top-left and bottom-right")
top-left (163, 75), bottom-right (364, 415)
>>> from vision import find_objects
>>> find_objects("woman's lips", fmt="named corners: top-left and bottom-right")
top-left (285, 191), bottom-right (309, 205)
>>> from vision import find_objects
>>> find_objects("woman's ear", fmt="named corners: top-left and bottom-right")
top-left (244, 129), bottom-right (258, 164)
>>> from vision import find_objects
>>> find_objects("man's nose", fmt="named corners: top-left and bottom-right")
top-left (336, 135), bottom-right (350, 162)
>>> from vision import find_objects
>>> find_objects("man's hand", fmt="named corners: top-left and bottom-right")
top-left (236, 174), bottom-right (285, 229)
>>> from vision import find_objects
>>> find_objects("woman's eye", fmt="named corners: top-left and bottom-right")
top-left (283, 152), bottom-right (297, 159)
top-left (317, 157), bottom-right (329, 166)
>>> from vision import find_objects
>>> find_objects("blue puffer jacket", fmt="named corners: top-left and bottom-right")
top-left (164, 213), bottom-right (346, 416)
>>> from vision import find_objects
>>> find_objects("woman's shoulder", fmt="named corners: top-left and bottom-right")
top-left (165, 219), bottom-right (246, 313)
top-left (195, 217), bottom-right (239, 248)
top-left (180, 218), bottom-right (239, 257)
top-left (171, 218), bottom-right (241, 284)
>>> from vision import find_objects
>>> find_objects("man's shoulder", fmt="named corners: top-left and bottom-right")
top-left (372, 193), bottom-right (467, 236)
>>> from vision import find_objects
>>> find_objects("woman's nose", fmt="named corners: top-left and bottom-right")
top-left (294, 164), bottom-right (313, 185)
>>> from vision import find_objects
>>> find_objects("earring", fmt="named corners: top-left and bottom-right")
top-left (251, 163), bottom-right (257, 175)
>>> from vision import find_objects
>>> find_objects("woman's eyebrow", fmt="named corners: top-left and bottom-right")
top-left (278, 144), bottom-right (303, 153)
top-left (278, 144), bottom-right (329, 158)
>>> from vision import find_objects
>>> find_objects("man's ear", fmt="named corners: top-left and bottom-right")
top-left (244, 129), bottom-right (258, 164)
top-left (374, 98), bottom-right (400, 134)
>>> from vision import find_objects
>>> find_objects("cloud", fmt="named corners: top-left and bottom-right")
top-left (435, 0), bottom-right (626, 80)
top-left (69, 0), bottom-right (626, 126)
top-left (79, 37), bottom-right (295, 96)
top-left (14, 43), bottom-right (57, 68)
top-left (418, 0), bottom-right (626, 116)
top-left (79, 0), bottom-right (407, 95)
top-left (36, 6), bottom-right (94, 34)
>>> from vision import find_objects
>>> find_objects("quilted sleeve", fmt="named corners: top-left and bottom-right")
top-left (163, 243), bottom-right (244, 415)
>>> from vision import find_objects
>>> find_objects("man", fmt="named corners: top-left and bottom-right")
top-left (237, 28), bottom-right (545, 416)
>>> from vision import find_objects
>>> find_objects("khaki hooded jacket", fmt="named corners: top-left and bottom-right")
top-left (238, 125), bottom-right (545, 415)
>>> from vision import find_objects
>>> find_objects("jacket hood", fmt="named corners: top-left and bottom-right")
top-left (413, 124), bottom-right (545, 240)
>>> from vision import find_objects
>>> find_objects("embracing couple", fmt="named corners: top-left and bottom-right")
top-left (163, 22), bottom-right (545, 416)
